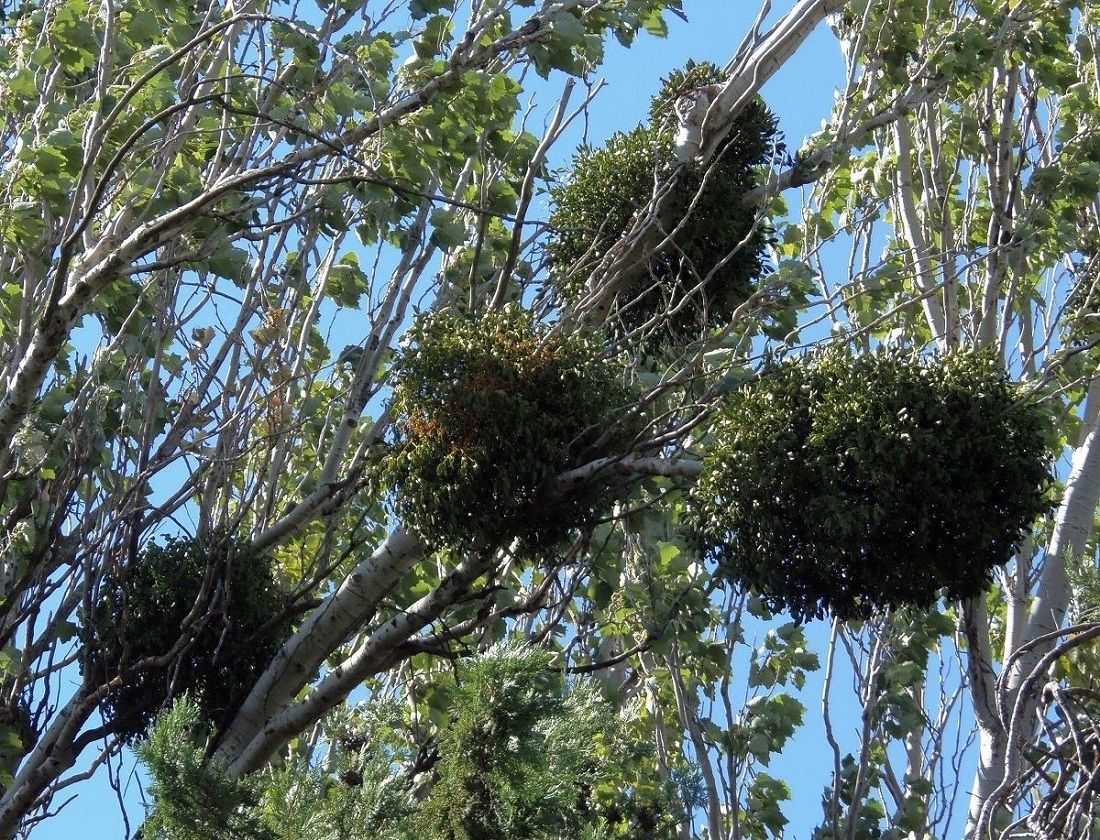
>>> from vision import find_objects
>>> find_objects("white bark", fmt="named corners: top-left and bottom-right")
top-left (962, 597), bottom-right (1007, 837)
top-left (965, 372), bottom-right (1100, 835)
top-left (700, 0), bottom-right (846, 161)
top-left (219, 449), bottom-right (701, 770)
top-left (0, 687), bottom-right (96, 838)
top-left (214, 529), bottom-right (424, 765)
top-left (225, 547), bottom-right (498, 775)
top-left (892, 120), bottom-right (948, 345)
top-left (1021, 377), bottom-right (1100, 654)
top-left (668, 644), bottom-right (724, 840)
top-left (553, 454), bottom-right (702, 488)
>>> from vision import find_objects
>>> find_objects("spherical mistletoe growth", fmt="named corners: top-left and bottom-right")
top-left (387, 306), bottom-right (638, 553)
top-left (691, 349), bottom-right (1053, 621)
top-left (547, 61), bottom-right (783, 343)
top-left (82, 535), bottom-right (290, 743)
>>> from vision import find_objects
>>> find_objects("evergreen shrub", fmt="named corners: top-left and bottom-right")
top-left (416, 643), bottom-right (612, 840)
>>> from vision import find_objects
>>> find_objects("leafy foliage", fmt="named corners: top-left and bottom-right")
top-left (0, 0), bottom-right (1096, 834)
top-left (0, 699), bottom-right (34, 794)
top-left (692, 350), bottom-right (1053, 620)
top-left (83, 536), bottom-right (290, 742)
top-left (387, 305), bottom-right (638, 553)
top-left (547, 61), bottom-right (783, 342)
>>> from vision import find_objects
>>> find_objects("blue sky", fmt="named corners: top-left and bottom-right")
top-left (552, 1), bottom-right (843, 158)
top-left (37, 3), bottom-right (856, 838)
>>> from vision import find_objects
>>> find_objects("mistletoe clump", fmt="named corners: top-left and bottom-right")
top-left (388, 306), bottom-right (638, 553)
top-left (83, 535), bottom-right (290, 742)
top-left (691, 349), bottom-right (1053, 621)
top-left (547, 61), bottom-right (783, 342)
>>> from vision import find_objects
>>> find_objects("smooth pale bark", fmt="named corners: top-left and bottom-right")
top-left (0, 685), bottom-right (98, 838)
top-left (1020, 377), bottom-right (1100, 658)
top-left (210, 0), bottom-right (841, 770)
top-left (214, 528), bottom-right (424, 766)
top-left (738, 85), bottom-right (942, 209)
top-left (226, 548), bottom-right (498, 775)
top-left (965, 373), bottom-right (1100, 835)
top-left (961, 597), bottom-right (1007, 838)
top-left (892, 120), bottom-right (948, 345)
top-left (699, 0), bottom-right (846, 160)
top-left (0, 8), bottom-right (590, 824)
top-left (668, 644), bottom-right (724, 840)
top-left (553, 454), bottom-right (703, 488)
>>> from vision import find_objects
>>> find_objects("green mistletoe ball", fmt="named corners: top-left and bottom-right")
top-left (547, 62), bottom-right (784, 343)
top-left (692, 349), bottom-right (1053, 621)
top-left (387, 306), bottom-right (639, 554)
top-left (83, 535), bottom-right (290, 742)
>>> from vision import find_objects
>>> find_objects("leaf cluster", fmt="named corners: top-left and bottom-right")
top-left (691, 349), bottom-right (1053, 620)
top-left (387, 306), bottom-right (639, 554)
top-left (82, 535), bottom-right (291, 743)
top-left (547, 61), bottom-right (783, 343)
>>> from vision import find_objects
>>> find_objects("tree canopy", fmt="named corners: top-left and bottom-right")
top-left (0, 0), bottom-right (1097, 838)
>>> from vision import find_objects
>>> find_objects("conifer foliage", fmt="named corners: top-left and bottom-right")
top-left (137, 645), bottom-right (617, 840)
top-left (415, 644), bottom-right (614, 840)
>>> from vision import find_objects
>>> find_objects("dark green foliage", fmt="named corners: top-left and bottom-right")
top-left (547, 61), bottom-right (783, 343)
top-left (82, 535), bottom-right (290, 742)
top-left (692, 350), bottom-right (1053, 621)
top-left (595, 770), bottom-right (686, 840)
top-left (138, 647), bottom-right (616, 840)
top-left (138, 698), bottom-right (273, 840)
top-left (0, 698), bottom-right (34, 792)
top-left (387, 305), bottom-right (639, 553)
top-left (414, 643), bottom-right (613, 840)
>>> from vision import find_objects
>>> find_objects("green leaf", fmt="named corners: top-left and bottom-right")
top-left (641, 9), bottom-right (668, 38)
top-left (123, 9), bottom-right (162, 44)
top-left (55, 620), bottom-right (77, 643)
top-left (208, 244), bottom-right (250, 284)
top-left (429, 208), bottom-right (466, 249)
top-left (328, 254), bottom-right (370, 309)
top-left (409, 0), bottom-right (454, 19)
top-left (551, 11), bottom-right (585, 44)
top-left (657, 541), bottom-right (681, 565)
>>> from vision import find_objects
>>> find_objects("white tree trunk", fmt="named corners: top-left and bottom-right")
top-left (966, 373), bottom-right (1100, 835)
